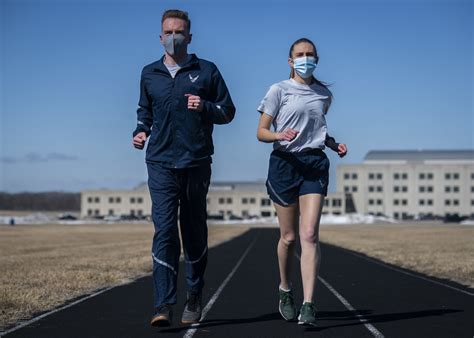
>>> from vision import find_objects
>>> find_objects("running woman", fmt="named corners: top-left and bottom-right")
top-left (256, 38), bottom-right (347, 326)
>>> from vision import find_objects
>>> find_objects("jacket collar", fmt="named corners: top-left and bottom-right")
top-left (153, 53), bottom-right (199, 73)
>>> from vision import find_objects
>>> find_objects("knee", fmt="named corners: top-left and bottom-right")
top-left (300, 226), bottom-right (319, 244)
top-left (280, 232), bottom-right (296, 247)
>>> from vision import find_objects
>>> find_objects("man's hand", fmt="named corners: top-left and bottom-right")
top-left (337, 143), bottom-right (348, 158)
top-left (276, 128), bottom-right (299, 141)
top-left (133, 132), bottom-right (147, 150)
top-left (185, 94), bottom-right (204, 112)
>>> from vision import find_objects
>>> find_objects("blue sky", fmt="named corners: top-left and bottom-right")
top-left (1, 0), bottom-right (472, 192)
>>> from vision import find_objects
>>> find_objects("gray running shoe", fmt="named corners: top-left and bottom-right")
top-left (150, 304), bottom-right (172, 327)
top-left (278, 288), bottom-right (297, 321)
top-left (298, 302), bottom-right (317, 326)
top-left (181, 292), bottom-right (202, 324)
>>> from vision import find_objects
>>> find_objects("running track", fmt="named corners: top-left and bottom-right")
top-left (2, 228), bottom-right (473, 337)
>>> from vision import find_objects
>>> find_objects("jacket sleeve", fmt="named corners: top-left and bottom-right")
top-left (201, 66), bottom-right (236, 125)
top-left (325, 133), bottom-right (340, 152)
top-left (132, 69), bottom-right (153, 137)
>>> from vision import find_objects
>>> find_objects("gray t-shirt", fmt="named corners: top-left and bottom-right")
top-left (164, 54), bottom-right (192, 78)
top-left (257, 78), bottom-right (332, 152)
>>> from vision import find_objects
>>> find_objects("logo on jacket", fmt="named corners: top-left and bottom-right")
top-left (189, 74), bottom-right (199, 83)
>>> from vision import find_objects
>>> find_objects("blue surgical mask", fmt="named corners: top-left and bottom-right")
top-left (293, 56), bottom-right (317, 79)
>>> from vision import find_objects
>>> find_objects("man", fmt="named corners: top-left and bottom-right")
top-left (132, 9), bottom-right (235, 327)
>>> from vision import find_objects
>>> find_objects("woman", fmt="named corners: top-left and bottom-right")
top-left (256, 38), bottom-right (347, 326)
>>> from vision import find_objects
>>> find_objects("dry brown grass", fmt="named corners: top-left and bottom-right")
top-left (320, 222), bottom-right (474, 289)
top-left (0, 223), bottom-right (249, 331)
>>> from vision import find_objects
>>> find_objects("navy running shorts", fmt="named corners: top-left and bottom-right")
top-left (266, 148), bottom-right (330, 206)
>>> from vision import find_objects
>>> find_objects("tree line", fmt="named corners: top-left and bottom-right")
top-left (0, 192), bottom-right (80, 211)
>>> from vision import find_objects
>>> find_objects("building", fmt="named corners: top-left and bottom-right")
top-left (337, 150), bottom-right (474, 219)
top-left (81, 181), bottom-right (351, 220)
top-left (81, 183), bottom-right (151, 219)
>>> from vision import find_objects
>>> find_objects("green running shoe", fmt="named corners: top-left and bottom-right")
top-left (278, 288), bottom-right (297, 321)
top-left (298, 302), bottom-right (317, 326)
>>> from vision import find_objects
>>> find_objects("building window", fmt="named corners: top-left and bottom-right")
top-left (332, 199), bottom-right (342, 207)
top-left (445, 173), bottom-right (451, 180)
top-left (369, 173), bottom-right (375, 180)
top-left (344, 186), bottom-right (350, 192)
top-left (419, 173), bottom-right (425, 180)
top-left (471, 200), bottom-right (474, 206)
top-left (376, 186), bottom-right (383, 192)
top-left (368, 199), bottom-right (374, 205)
top-left (261, 211), bottom-right (272, 217)
top-left (445, 200), bottom-right (450, 206)
top-left (394, 199), bottom-right (399, 206)
top-left (471, 173), bottom-right (474, 180)
top-left (250, 198), bottom-right (256, 204)
top-left (138, 197), bottom-right (143, 203)
top-left (419, 186), bottom-right (425, 193)
top-left (130, 210), bottom-right (135, 216)
top-left (137, 210), bottom-right (143, 216)
top-left (377, 173), bottom-right (383, 180)
top-left (394, 186), bottom-right (400, 193)
top-left (453, 173), bottom-right (459, 180)
top-left (344, 173), bottom-right (350, 179)
top-left (419, 199), bottom-right (425, 206)
top-left (226, 198), bottom-right (233, 204)
top-left (394, 212), bottom-right (400, 219)
top-left (445, 186), bottom-right (451, 193)
top-left (453, 200), bottom-right (459, 206)
top-left (324, 199), bottom-right (329, 206)
top-left (130, 197), bottom-right (135, 203)
top-left (402, 173), bottom-right (408, 179)
top-left (427, 173), bottom-right (433, 180)
top-left (108, 209), bottom-right (114, 215)
top-left (116, 197), bottom-right (121, 203)
top-left (453, 186), bottom-right (459, 193)
top-left (393, 173), bottom-right (400, 180)
top-left (109, 197), bottom-right (114, 203)
top-left (427, 186), bottom-right (433, 193)
top-left (402, 186), bottom-right (408, 193)
top-left (352, 186), bottom-right (358, 192)
top-left (369, 186), bottom-right (375, 192)
top-left (352, 173), bottom-right (358, 179)
top-left (242, 198), bottom-right (248, 204)
top-left (94, 209), bottom-right (100, 216)
top-left (402, 199), bottom-right (408, 206)
top-left (242, 210), bottom-right (249, 217)
top-left (87, 209), bottom-right (93, 216)
top-left (87, 197), bottom-right (93, 203)
top-left (218, 198), bottom-right (225, 204)
top-left (376, 199), bottom-right (383, 205)
top-left (261, 198), bottom-right (271, 206)
top-left (94, 197), bottom-right (100, 203)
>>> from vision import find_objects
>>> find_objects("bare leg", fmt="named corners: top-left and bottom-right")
top-left (274, 202), bottom-right (299, 290)
top-left (299, 194), bottom-right (324, 303)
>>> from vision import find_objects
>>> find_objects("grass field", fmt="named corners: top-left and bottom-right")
top-left (1, 221), bottom-right (472, 331)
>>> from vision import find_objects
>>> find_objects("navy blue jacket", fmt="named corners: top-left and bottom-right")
top-left (133, 54), bottom-right (235, 168)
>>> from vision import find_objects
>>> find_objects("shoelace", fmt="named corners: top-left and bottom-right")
top-left (280, 291), bottom-right (294, 306)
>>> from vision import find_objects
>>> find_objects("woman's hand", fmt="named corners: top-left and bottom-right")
top-left (276, 128), bottom-right (299, 141)
top-left (337, 143), bottom-right (348, 157)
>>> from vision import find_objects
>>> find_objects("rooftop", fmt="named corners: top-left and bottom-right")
top-left (364, 150), bottom-right (474, 162)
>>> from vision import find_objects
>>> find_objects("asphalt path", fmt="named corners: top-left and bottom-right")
top-left (2, 228), bottom-right (473, 337)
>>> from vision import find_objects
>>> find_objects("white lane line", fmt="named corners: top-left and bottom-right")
top-left (184, 234), bottom-right (259, 338)
top-left (329, 245), bottom-right (474, 297)
top-left (0, 285), bottom-right (117, 337)
top-left (295, 253), bottom-right (384, 338)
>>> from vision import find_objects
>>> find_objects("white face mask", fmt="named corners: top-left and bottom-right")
top-left (293, 56), bottom-right (317, 78)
